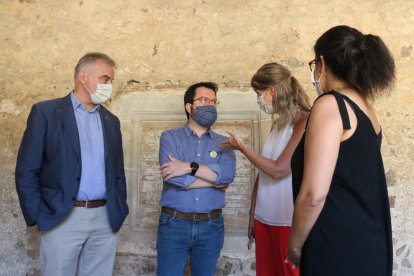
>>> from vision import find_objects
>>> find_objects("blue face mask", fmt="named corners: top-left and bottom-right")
top-left (192, 105), bottom-right (217, 128)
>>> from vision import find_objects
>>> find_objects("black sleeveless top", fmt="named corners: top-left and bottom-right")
top-left (291, 91), bottom-right (393, 276)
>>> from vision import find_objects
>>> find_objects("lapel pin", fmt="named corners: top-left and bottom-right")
top-left (210, 151), bottom-right (217, 158)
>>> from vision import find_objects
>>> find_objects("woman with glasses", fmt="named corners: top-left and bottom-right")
top-left (221, 62), bottom-right (311, 275)
top-left (287, 25), bottom-right (395, 276)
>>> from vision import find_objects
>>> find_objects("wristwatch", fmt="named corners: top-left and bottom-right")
top-left (190, 162), bottom-right (199, 176)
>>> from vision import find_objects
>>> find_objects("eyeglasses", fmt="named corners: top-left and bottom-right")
top-left (308, 59), bottom-right (317, 72)
top-left (192, 97), bottom-right (220, 106)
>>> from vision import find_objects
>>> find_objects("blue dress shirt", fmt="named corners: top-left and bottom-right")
top-left (159, 123), bottom-right (236, 213)
top-left (70, 92), bottom-right (106, 200)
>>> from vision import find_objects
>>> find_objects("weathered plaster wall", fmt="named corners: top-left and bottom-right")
top-left (0, 0), bottom-right (413, 275)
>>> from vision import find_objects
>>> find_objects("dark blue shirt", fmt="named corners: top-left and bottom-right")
top-left (159, 123), bottom-right (236, 213)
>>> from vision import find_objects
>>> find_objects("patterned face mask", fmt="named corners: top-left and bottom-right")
top-left (192, 105), bottom-right (217, 128)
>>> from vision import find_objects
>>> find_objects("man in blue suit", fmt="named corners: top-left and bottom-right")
top-left (15, 52), bottom-right (129, 276)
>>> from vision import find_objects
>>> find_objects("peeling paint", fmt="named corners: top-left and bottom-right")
top-left (0, 99), bottom-right (25, 116)
top-left (401, 46), bottom-right (413, 58)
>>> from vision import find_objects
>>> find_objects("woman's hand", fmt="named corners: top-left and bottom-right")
top-left (248, 215), bottom-right (254, 241)
top-left (286, 244), bottom-right (302, 268)
top-left (220, 131), bottom-right (246, 151)
top-left (247, 211), bottom-right (255, 250)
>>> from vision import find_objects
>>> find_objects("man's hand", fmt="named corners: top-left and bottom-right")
top-left (188, 181), bottom-right (229, 190)
top-left (160, 155), bottom-right (190, 181)
top-left (218, 184), bottom-right (230, 191)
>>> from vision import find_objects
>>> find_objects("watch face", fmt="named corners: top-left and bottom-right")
top-left (191, 162), bottom-right (199, 169)
top-left (190, 162), bottom-right (199, 176)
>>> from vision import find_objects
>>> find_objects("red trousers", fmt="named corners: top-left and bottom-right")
top-left (254, 219), bottom-right (299, 276)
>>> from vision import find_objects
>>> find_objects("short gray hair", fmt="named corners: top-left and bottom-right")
top-left (74, 52), bottom-right (117, 78)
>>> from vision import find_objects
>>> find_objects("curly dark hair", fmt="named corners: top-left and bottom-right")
top-left (314, 25), bottom-right (395, 99)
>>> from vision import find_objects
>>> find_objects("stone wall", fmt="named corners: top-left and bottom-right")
top-left (0, 0), bottom-right (413, 275)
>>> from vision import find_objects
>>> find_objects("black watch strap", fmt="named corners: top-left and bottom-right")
top-left (190, 162), bottom-right (199, 176)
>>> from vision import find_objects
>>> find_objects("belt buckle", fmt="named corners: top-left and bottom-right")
top-left (85, 201), bottom-right (89, 208)
top-left (193, 213), bottom-right (201, 222)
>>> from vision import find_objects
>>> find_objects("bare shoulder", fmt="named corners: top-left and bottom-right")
top-left (309, 94), bottom-right (342, 123)
top-left (312, 93), bottom-right (338, 111)
top-left (307, 94), bottom-right (344, 136)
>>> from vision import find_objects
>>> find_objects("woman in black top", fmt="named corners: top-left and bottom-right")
top-left (287, 25), bottom-right (395, 276)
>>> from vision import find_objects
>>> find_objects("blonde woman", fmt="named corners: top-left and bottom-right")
top-left (221, 62), bottom-right (311, 275)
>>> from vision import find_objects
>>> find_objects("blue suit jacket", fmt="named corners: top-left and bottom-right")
top-left (15, 93), bottom-right (129, 232)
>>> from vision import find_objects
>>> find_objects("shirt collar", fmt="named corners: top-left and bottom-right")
top-left (70, 91), bottom-right (100, 112)
top-left (184, 122), bottom-right (213, 139)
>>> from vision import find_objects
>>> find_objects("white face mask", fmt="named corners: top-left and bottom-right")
top-left (257, 91), bottom-right (274, 114)
top-left (82, 77), bottom-right (113, 105)
top-left (90, 84), bottom-right (112, 105)
top-left (310, 67), bottom-right (324, 96)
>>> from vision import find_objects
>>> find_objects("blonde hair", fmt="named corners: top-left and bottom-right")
top-left (251, 62), bottom-right (311, 129)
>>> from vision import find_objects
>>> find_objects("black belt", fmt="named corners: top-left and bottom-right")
top-left (161, 207), bottom-right (222, 221)
top-left (74, 199), bottom-right (106, 208)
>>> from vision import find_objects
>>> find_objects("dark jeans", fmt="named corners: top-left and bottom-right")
top-left (156, 212), bottom-right (224, 276)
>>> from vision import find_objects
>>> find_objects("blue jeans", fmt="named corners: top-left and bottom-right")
top-left (156, 212), bottom-right (225, 276)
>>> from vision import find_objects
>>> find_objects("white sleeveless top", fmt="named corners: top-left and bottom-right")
top-left (254, 123), bottom-right (294, 226)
